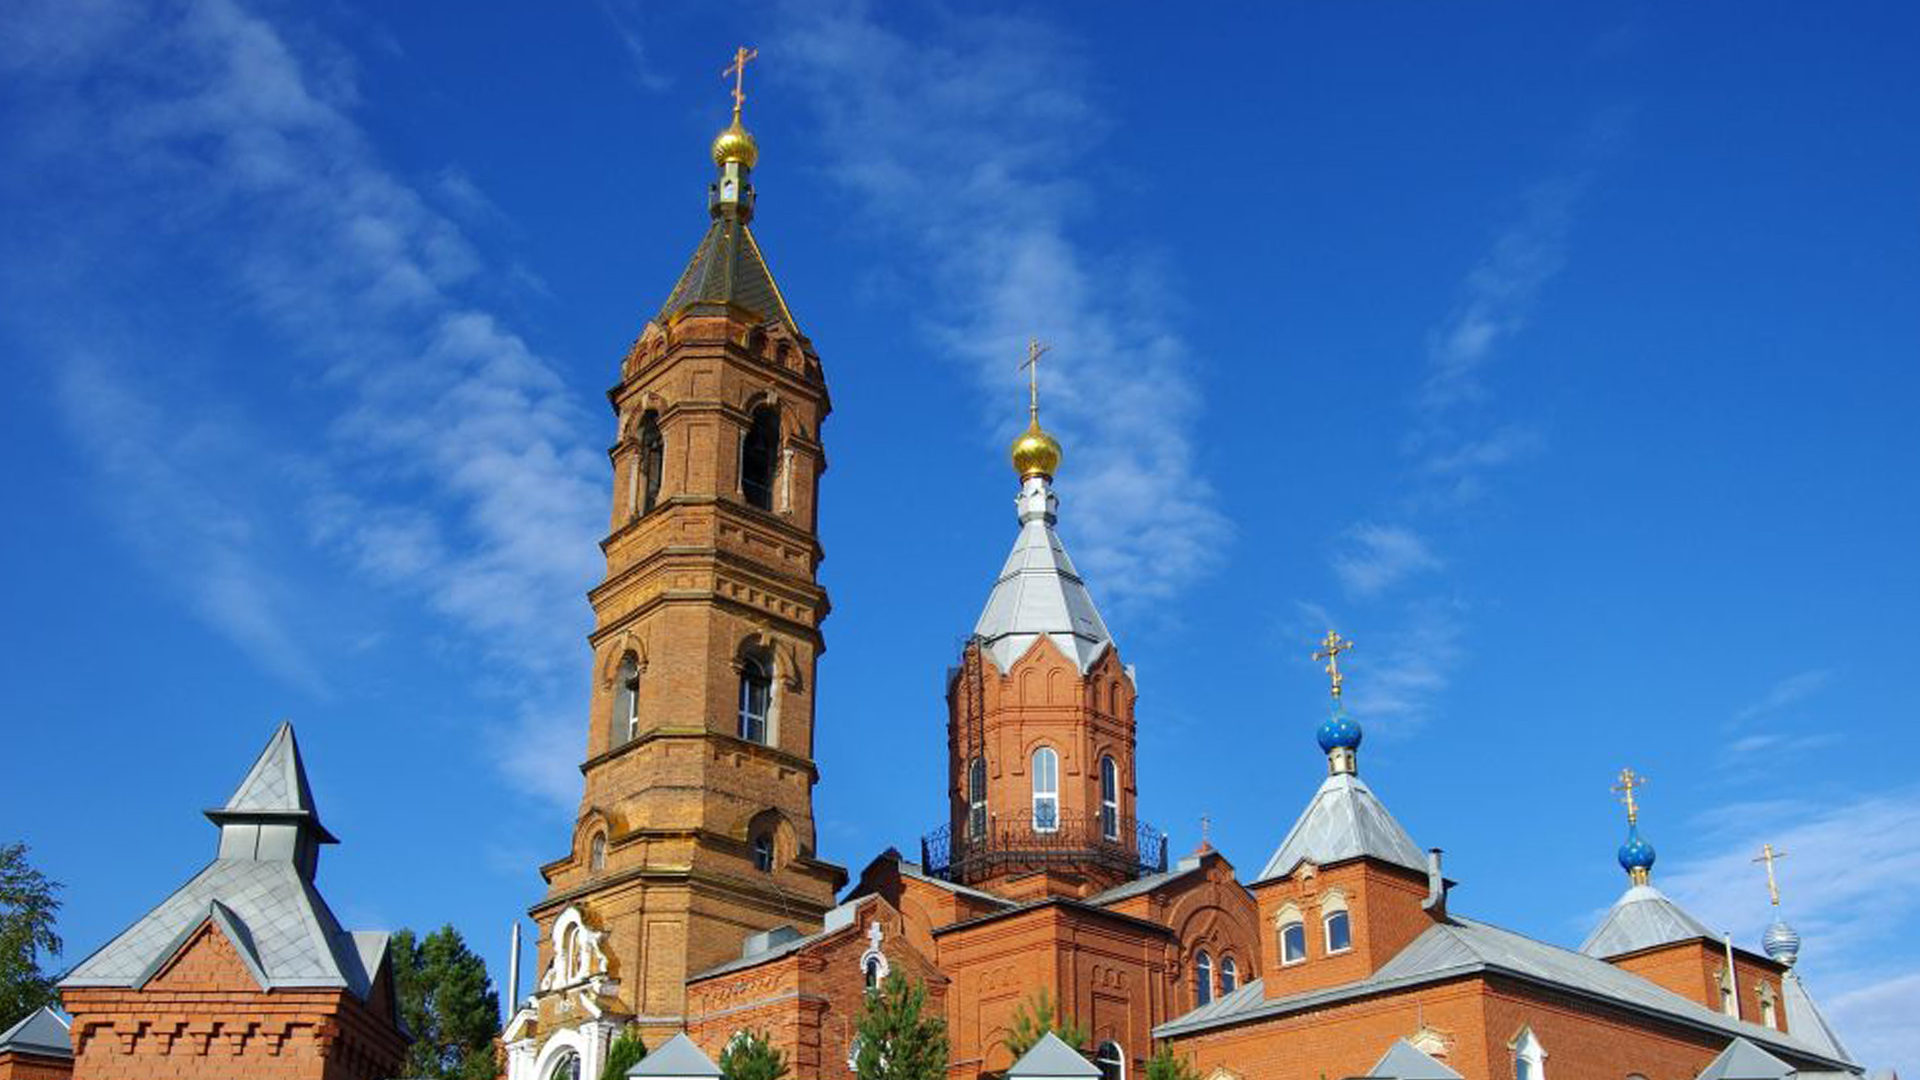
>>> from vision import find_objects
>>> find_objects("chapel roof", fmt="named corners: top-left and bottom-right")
top-left (633, 1032), bottom-right (723, 1077)
top-left (1008, 1031), bottom-right (1100, 1078)
top-left (1696, 1037), bottom-right (1797, 1080)
top-left (1371, 1037), bottom-right (1464, 1080)
top-left (1255, 772), bottom-right (1428, 883)
top-left (1580, 883), bottom-right (1718, 957)
top-left (0, 1005), bottom-right (70, 1059)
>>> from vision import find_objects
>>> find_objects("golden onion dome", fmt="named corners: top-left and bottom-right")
top-left (711, 113), bottom-right (759, 168)
top-left (1010, 419), bottom-right (1063, 479)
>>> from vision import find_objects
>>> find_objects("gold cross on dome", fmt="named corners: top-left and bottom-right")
top-left (1612, 767), bottom-right (1647, 824)
top-left (1019, 338), bottom-right (1051, 423)
top-left (1753, 843), bottom-right (1788, 907)
top-left (723, 46), bottom-right (759, 115)
top-left (1313, 630), bottom-right (1355, 699)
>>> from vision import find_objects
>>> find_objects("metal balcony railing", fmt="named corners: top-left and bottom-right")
top-left (921, 811), bottom-right (1168, 886)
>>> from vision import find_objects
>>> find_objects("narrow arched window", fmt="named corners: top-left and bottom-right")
top-left (1220, 955), bottom-right (1237, 994)
top-left (1513, 1028), bottom-right (1546, 1080)
top-left (742, 406), bottom-right (780, 510)
top-left (738, 655), bottom-right (771, 744)
top-left (751, 831), bottom-right (774, 873)
top-left (1280, 919), bottom-right (1307, 965)
top-left (968, 756), bottom-right (988, 839)
top-left (638, 411), bottom-right (663, 515)
top-left (613, 653), bottom-right (640, 745)
top-left (1325, 909), bottom-right (1352, 953)
top-left (589, 831), bottom-right (607, 873)
top-left (1031, 747), bottom-right (1059, 832)
top-left (1099, 755), bottom-right (1119, 840)
top-left (1194, 950), bottom-right (1213, 1006)
top-left (864, 955), bottom-right (883, 992)
top-left (1096, 1041), bottom-right (1125, 1080)
top-left (546, 1049), bottom-right (581, 1080)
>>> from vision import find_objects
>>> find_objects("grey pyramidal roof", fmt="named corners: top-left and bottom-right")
top-left (974, 478), bottom-right (1114, 674)
top-left (1580, 883), bottom-right (1717, 957)
top-left (628, 1033), bottom-right (721, 1078)
top-left (1783, 972), bottom-right (1853, 1064)
top-left (60, 723), bottom-right (387, 1000)
top-left (1008, 1031), bottom-right (1100, 1079)
top-left (1371, 1038), bottom-right (1464, 1080)
top-left (1157, 916), bottom-right (1853, 1072)
top-left (1696, 1037), bottom-right (1797, 1080)
top-left (0, 1005), bottom-right (71, 1059)
top-left (1257, 772), bottom-right (1428, 882)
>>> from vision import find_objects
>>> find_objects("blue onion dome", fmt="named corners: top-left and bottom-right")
top-left (1763, 918), bottom-right (1802, 967)
top-left (1617, 823), bottom-right (1657, 876)
top-left (1317, 708), bottom-right (1364, 753)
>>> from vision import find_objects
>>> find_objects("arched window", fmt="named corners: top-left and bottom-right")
top-left (1031, 747), bottom-right (1059, 832)
top-left (1194, 950), bottom-right (1213, 1006)
top-left (751, 830), bottom-right (774, 873)
top-left (864, 955), bottom-right (883, 992)
top-left (968, 756), bottom-right (988, 839)
top-left (637, 410), bottom-right (663, 516)
top-left (742, 406), bottom-right (780, 510)
top-left (546, 1049), bottom-right (581, 1080)
top-left (738, 655), bottom-right (771, 744)
top-left (1219, 955), bottom-right (1238, 994)
top-left (1099, 755), bottom-right (1119, 840)
top-left (613, 653), bottom-right (640, 745)
top-left (589, 831), bottom-right (607, 873)
top-left (1277, 903), bottom-right (1308, 965)
top-left (1759, 982), bottom-right (1778, 1028)
top-left (1512, 1027), bottom-right (1546, 1080)
top-left (1095, 1041), bottom-right (1125, 1080)
top-left (1322, 890), bottom-right (1352, 954)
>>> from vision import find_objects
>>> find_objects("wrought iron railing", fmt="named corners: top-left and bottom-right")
top-left (921, 811), bottom-right (1168, 886)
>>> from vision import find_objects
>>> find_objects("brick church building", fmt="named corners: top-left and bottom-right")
top-left (497, 67), bottom-right (1864, 1080)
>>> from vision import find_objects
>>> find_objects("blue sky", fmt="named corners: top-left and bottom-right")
top-left (2, 0), bottom-right (1916, 1069)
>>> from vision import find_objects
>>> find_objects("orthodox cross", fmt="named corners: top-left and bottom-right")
top-left (1612, 767), bottom-right (1647, 824)
top-left (1200, 814), bottom-right (1212, 848)
top-left (1313, 630), bottom-right (1354, 699)
top-left (1753, 843), bottom-right (1788, 907)
top-left (1019, 338), bottom-right (1051, 423)
top-left (723, 46), bottom-right (759, 115)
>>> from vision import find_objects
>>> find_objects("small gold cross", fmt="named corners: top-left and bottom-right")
top-left (1313, 630), bottom-right (1355, 699)
top-left (1612, 767), bottom-right (1647, 824)
top-left (1753, 843), bottom-right (1788, 907)
top-left (1019, 338), bottom-right (1051, 423)
top-left (723, 46), bottom-right (759, 116)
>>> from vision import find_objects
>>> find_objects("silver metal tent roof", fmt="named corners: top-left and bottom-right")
top-left (1580, 883), bottom-right (1717, 957)
top-left (1371, 1037), bottom-right (1464, 1080)
top-left (1256, 772), bottom-right (1427, 882)
top-left (973, 476), bottom-right (1113, 674)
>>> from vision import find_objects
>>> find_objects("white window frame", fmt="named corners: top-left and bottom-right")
top-left (1031, 747), bottom-right (1059, 833)
top-left (1219, 955), bottom-right (1237, 993)
top-left (1512, 1027), bottom-right (1547, 1080)
top-left (1099, 755), bottom-right (1119, 840)
top-left (738, 655), bottom-right (772, 744)
top-left (617, 654), bottom-right (641, 742)
top-left (968, 756), bottom-right (988, 839)
top-left (1095, 1040), bottom-right (1126, 1080)
top-left (1194, 950), bottom-right (1213, 1006)
top-left (1277, 902), bottom-right (1308, 965)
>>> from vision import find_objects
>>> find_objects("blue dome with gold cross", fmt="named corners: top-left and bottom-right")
top-left (1316, 707), bottom-right (1363, 753)
top-left (1617, 823), bottom-right (1656, 875)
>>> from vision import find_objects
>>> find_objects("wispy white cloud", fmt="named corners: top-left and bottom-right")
top-left (1733, 668), bottom-right (1834, 725)
top-left (1341, 599), bottom-right (1467, 736)
top-left (778, 2), bottom-right (1226, 605)
top-left (595, 0), bottom-right (671, 93)
top-left (1, 0), bottom-right (601, 806)
top-left (1332, 522), bottom-right (1442, 598)
top-left (1659, 789), bottom-right (1920, 1073)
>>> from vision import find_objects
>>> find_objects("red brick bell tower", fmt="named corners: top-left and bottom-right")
top-left (930, 344), bottom-right (1166, 900)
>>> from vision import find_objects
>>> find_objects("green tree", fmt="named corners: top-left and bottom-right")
top-left (391, 925), bottom-right (501, 1080)
top-left (1002, 987), bottom-right (1089, 1061)
top-left (853, 971), bottom-right (948, 1080)
top-left (719, 1030), bottom-right (789, 1080)
top-left (599, 1027), bottom-right (648, 1080)
top-left (1146, 1046), bottom-right (1201, 1080)
top-left (0, 842), bottom-right (62, 1030)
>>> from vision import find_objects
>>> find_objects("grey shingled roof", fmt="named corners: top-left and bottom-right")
top-left (1084, 855), bottom-right (1203, 906)
top-left (974, 478), bottom-right (1114, 674)
top-left (1696, 1037), bottom-right (1796, 1080)
top-left (1009, 1031), bottom-right (1100, 1078)
top-left (1154, 916), bottom-right (1853, 1073)
top-left (1371, 1038), bottom-right (1463, 1080)
top-left (0, 1006), bottom-right (71, 1059)
top-left (1256, 772), bottom-right (1427, 882)
top-left (630, 1032), bottom-right (721, 1078)
top-left (1782, 972), bottom-right (1853, 1064)
top-left (59, 723), bottom-right (385, 1000)
top-left (657, 218), bottom-right (795, 332)
top-left (1580, 884), bottom-right (1717, 957)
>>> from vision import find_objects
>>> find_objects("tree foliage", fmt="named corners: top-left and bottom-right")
top-left (1002, 986), bottom-right (1088, 1062)
top-left (391, 924), bottom-right (501, 1080)
top-left (854, 970), bottom-right (949, 1080)
top-left (599, 1027), bottom-right (648, 1080)
top-left (719, 1030), bottom-right (789, 1080)
top-left (0, 842), bottom-right (62, 1031)
top-left (1146, 1046), bottom-right (1202, 1080)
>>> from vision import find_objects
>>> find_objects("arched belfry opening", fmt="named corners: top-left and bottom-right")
top-left (742, 405), bottom-right (780, 510)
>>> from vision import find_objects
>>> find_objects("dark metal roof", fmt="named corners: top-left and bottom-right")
top-left (0, 1006), bottom-right (70, 1059)
top-left (657, 217), bottom-right (795, 332)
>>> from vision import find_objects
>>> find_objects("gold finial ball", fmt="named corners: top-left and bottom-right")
top-left (711, 115), bottom-right (759, 168)
top-left (1011, 420), bottom-right (1062, 479)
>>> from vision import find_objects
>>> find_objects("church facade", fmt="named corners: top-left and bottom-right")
top-left (498, 68), bottom-right (1864, 1080)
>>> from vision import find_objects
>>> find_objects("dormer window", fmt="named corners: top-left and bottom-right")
top-left (1031, 747), bottom-right (1059, 832)
top-left (1194, 950), bottom-right (1213, 1006)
